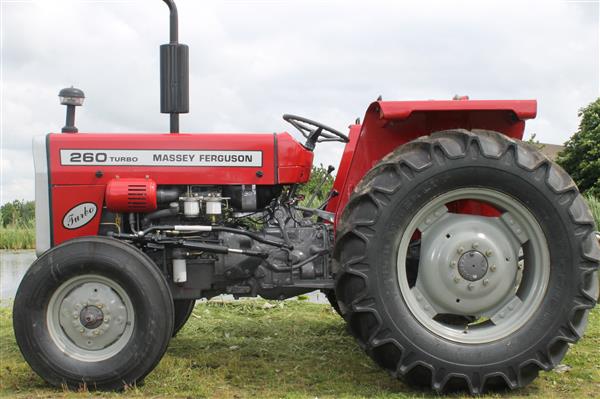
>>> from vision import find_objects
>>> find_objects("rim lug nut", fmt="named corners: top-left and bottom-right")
top-left (518, 263), bottom-right (523, 270)
top-left (457, 246), bottom-right (464, 254)
top-left (485, 250), bottom-right (492, 257)
top-left (79, 328), bottom-right (85, 333)
top-left (453, 276), bottom-right (460, 284)
top-left (450, 261), bottom-right (457, 268)
top-left (467, 283), bottom-right (474, 291)
top-left (490, 264), bottom-right (497, 272)
top-left (472, 242), bottom-right (479, 249)
top-left (483, 278), bottom-right (489, 286)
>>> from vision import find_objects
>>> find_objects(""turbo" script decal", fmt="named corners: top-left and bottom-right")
top-left (62, 202), bottom-right (97, 229)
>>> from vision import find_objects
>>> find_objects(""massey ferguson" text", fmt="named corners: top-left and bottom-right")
top-left (60, 149), bottom-right (262, 167)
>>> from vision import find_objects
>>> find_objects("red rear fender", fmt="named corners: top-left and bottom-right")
top-left (328, 99), bottom-right (537, 225)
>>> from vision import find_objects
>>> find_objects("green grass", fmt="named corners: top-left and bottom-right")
top-left (0, 226), bottom-right (35, 250)
top-left (1, 300), bottom-right (598, 398)
top-left (585, 194), bottom-right (600, 228)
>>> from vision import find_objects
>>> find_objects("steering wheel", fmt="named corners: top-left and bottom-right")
top-left (283, 114), bottom-right (349, 150)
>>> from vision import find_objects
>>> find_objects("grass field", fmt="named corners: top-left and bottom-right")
top-left (0, 226), bottom-right (35, 250)
top-left (0, 300), bottom-right (598, 398)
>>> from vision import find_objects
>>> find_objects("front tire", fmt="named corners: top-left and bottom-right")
top-left (334, 130), bottom-right (599, 394)
top-left (13, 237), bottom-right (174, 390)
top-left (172, 299), bottom-right (195, 336)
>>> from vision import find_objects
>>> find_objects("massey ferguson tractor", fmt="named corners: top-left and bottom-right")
top-left (13, 0), bottom-right (599, 395)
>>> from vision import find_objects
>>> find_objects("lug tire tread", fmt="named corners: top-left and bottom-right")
top-left (334, 129), bottom-right (599, 394)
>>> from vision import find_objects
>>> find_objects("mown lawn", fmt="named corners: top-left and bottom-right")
top-left (0, 300), bottom-right (598, 398)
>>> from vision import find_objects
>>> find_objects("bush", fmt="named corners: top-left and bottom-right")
top-left (0, 200), bottom-right (35, 228)
top-left (299, 164), bottom-right (335, 207)
top-left (585, 194), bottom-right (600, 228)
top-left (556, 98), bottom-right (600, 197)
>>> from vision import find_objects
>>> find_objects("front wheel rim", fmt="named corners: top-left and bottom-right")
top-left (396, 188), bottom-right (550, 344)
top-left (46, 274), bottom-right (135, 362)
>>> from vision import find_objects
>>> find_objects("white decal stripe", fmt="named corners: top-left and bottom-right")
top-left (60, 149), bottom-right (263, 167)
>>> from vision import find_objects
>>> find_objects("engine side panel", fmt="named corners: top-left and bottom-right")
top-left (44, 131), bottom-right (313, 247)
top-left (327, 99), bottom-right (538, 224)
top-left (48, 132), bottom-right (312, 186)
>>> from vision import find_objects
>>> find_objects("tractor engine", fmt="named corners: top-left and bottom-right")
top-left (100, 180), bottom-right (333, 300)
top-left (34, 126), bottom-right (333, 301)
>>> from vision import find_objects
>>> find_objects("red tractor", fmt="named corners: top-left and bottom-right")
top-left (14, 0), bottom-right (599, 395)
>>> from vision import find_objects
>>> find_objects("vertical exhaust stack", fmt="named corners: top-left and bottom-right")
top-left (160, 0), bottom-right (189, 133)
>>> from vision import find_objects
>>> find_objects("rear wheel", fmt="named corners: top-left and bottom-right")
top-left (13, 237), bottom-right (174, 390)
top-left (334, 129), bottom-right (599, 394)
top-left (323, 289), bottom-right (343, 316)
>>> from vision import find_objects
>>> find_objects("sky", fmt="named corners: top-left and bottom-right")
top-left (1, 0), bottom-right (599, 203)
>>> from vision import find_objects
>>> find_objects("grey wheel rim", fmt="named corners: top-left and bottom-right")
top-left (46, 274), bottom-right (134, 362)
top-left (397, 188), bottom-right (550, 344)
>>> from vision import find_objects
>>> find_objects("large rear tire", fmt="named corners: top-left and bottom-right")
top-left (13, 237), bottom-right (174, 390)
top-left (334, 130), bottom-right (599, 394)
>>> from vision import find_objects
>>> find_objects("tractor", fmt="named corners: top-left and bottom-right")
top-left (13, 0), bottom-right (599, 395)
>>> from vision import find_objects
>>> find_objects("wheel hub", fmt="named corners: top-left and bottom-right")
top-left (458, 250), bottom-right (488, 281)
top-left (397, 188), bottom-right (551, 344)
top-left (414, 211), bottom-right (521, 316)
top-left (48, 275), bottom-right (134, 361)
top-left (80, 305), bottom-right (104, 329)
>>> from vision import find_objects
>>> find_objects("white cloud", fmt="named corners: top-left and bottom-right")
top-left (1, 0), bottom-right (598, 202)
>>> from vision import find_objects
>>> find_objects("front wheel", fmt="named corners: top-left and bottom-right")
top-left (334, 130), bottom-right (599, 394)
top-left (13, 237), bottom-right (174, 390)
top-left (172, 299), bottom-right (195, 336)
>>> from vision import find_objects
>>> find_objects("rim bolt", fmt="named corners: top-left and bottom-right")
top-left (450, 261), bottom-right (457, 268)
top-left (93, 330), bottom-right (99, 335)
top-left (97, 304), bottom-right (103, 309)
top-left (490, 264), bottom-right (497, 272)
top-left (79, 328), bottom-right (85, 333)
top-left (453, 276), bottom-right (460, 284)
top-left (483, 278), bottom-right (489, 286)
top-left (485, 250), bottom-right (492, 257)
top-left (472, 242), bottom-right (479, 249)
top-left (467, 283), bottom-right (474, 291)
top-left (457, 246), bottom-right (464, 254)
top-left (518, 263), bottom-right (524, 270)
